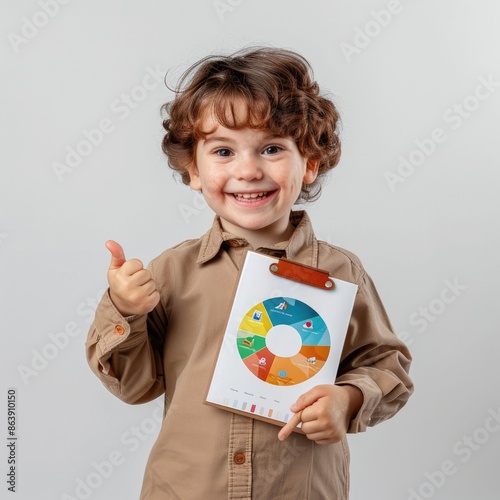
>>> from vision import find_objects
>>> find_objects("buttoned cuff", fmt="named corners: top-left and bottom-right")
top-left (91, 289), bottom-right (148, 368)
top-left (335, 375), bottom-right (383, 433)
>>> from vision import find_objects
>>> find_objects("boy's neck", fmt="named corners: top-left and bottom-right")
top-left (220, 217), bottom-right (296, 250)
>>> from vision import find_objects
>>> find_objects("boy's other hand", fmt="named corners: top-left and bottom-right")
top-left (277, 384), bottom-right (363, 444)
top-left (105, 240), bottom-right (160, 317)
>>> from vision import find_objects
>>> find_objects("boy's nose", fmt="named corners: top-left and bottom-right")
top-left (234, 154), bottom-right (264, 181)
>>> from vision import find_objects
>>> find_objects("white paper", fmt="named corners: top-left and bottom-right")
top-left (205, 251), bottom-right (358, 426)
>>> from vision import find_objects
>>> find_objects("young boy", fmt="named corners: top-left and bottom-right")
top-left (86, 47), bottom-right (413, 499)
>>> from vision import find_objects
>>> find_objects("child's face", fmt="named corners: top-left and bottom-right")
top-left (186, 111), bottom-right (318, 244)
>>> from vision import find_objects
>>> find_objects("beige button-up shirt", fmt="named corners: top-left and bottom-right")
top-left (86, 211), bottom-right (413, 499)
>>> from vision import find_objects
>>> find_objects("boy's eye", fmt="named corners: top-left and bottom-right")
top-left (215, 148), bottom-right (232, 157)
top-left (263, 145), bottom-right (283, 155)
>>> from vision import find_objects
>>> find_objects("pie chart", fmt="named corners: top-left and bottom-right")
top-left (236, 297), bottom-right (331, 386)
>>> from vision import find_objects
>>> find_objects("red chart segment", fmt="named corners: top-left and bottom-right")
top-left (242, 347), bottom-right (275, 382)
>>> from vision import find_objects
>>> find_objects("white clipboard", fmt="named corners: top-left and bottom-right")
top-left (204, 251), bottom-right (358, 428)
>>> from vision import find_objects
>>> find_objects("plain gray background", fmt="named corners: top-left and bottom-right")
top-left (2, 1), bottom-right (499, 499)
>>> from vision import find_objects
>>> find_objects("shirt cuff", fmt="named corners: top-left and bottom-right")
top-left (92, 289), bottom-right (148, 358)
top-left (335, 375), bottom-right (383, 433)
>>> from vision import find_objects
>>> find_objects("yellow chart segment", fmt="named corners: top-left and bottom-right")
top-left (238, 303), bottom-right (273, 336)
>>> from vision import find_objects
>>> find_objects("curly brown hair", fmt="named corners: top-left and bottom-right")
top-left (161, 47), bottom-right (342, 202)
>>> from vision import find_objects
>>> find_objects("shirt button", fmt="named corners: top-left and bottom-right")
top-left (233, 453), bottom-right (246, 465)
top-left (114, 325), bottom-right (125, 335)
top-left (227, 239), bottom-right (245, 248)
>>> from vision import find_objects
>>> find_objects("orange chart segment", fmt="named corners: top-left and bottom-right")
top-left (299, 345), bottom-right (330, 363)
top-left (266, 351), bottom-right (327, 385)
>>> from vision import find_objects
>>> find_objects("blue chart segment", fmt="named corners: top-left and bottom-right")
top-left (237, 297), bottom-right (331, 386)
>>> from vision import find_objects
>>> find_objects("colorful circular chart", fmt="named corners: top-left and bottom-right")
top-left (236, 297), bottom-right (331, 386)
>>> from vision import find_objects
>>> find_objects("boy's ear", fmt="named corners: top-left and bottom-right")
top-left (303, 158), bottom-right (320, 185)
top-left (186, 163), bottom-right (202, 190)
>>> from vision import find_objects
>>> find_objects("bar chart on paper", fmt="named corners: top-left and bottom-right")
top-left (222, 397), bottom-right (291, 423)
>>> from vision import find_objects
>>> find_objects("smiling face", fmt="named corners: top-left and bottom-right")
top-left (187, 115), bottom-right (319, 248)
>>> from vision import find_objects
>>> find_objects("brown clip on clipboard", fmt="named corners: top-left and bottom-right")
top-left (269, 258), bottom-right (335, 291)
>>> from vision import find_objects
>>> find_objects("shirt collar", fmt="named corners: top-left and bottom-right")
top-left (196, 210), bottom-right (318, 267)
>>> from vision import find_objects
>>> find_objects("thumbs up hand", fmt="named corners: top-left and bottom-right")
top-left (105, 240), bottom-right (160, 317)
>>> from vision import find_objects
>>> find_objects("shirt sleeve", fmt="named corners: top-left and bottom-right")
top-left (335, 270), bottom-right (414, 433)
top-left (85, 279), bottom-right (167, 405)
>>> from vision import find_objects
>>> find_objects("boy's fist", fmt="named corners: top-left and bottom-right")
top-left (105, 240), bottom-right (160, 317)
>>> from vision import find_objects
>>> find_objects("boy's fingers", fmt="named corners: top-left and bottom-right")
top-left (290, 386), bottom-right (326, 413)
top-left (278, 411), bottom-right (302, 441)
top-left (106, 240), bottom-right (127, 269)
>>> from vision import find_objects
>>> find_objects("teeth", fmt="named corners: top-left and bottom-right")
top-left (234, 192), bottom-right (268, 201)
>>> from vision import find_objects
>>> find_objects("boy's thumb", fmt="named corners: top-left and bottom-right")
top-left (105, 240), bottom-right (126, 269)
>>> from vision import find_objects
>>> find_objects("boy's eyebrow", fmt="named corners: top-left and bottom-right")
top-left (202, 136), bottom-right (234, 145)
top-left (202, 133), bottom-right (284, 145)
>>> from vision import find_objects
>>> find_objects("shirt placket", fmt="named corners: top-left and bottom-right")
top-left (228, 413), bottom-right (253, 499)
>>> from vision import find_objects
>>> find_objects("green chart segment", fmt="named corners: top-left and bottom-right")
top-left (237, 297), bottom-right (331, 386)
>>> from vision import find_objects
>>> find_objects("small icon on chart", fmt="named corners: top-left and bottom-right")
top-left (243, 337), bottom-right (254, 347)
top-left (303, 320), bottom-right (313, 329)
top-left (306, 357), bottom-right (317, 364)
top-left (252, 310), bottom-right (263, 321)
top-left (275, 302), bottom-right (287, 310)
top-left (259, 357), bottom-right (267, 366)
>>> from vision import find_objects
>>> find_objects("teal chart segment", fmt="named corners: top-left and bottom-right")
top-left (236, 297), bottom-right (331, 386)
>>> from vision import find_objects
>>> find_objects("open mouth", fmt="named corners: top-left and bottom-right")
top-left (233, 192), bottom-right (270, 202)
